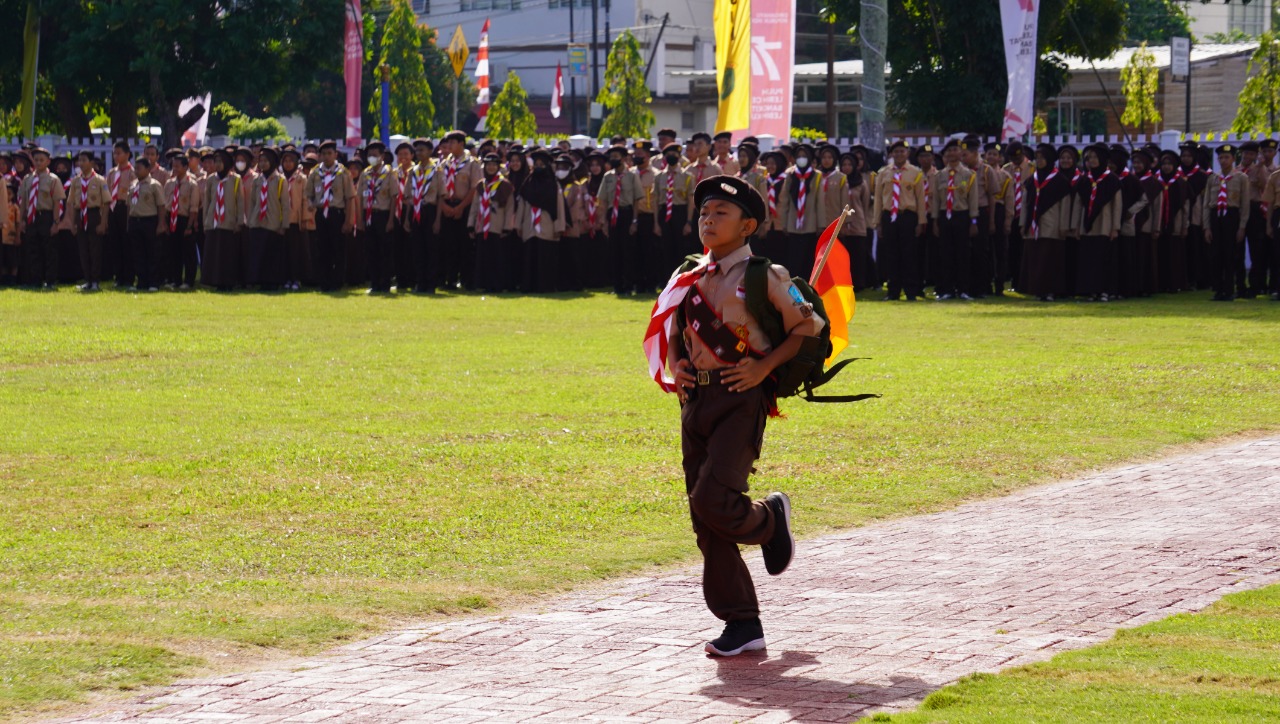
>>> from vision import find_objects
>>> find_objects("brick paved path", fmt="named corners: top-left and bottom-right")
top-left (69, 438), bottom-right (1280, 723)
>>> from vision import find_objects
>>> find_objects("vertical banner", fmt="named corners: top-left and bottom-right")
top-left (179, 94), bottom-right (213, 146)
top-left (20, 1), bottom-right (40, 138)
top-left (749, 0), bottom-right (794, 140)
top-left (999, 0), bottom-right (1039, 140)
top-left (474, 19), bottom-right (491, 132)
top-left (714, 0), bottom-right (752, 133)
top-left (344, 0), bottom-right (364, 146)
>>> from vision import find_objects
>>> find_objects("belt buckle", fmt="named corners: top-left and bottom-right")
top-left (696, 370), bottom-right (711, 386)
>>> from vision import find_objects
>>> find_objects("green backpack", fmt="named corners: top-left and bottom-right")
top-left (676, 254), bottom-right (879, 403)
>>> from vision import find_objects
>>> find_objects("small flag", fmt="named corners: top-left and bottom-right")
top-left (551, 62), bottom-right (564, 119)
top-left (474, 18), bottom-right (491, 132)
top-left (810, 214), bottom-right (856, 363)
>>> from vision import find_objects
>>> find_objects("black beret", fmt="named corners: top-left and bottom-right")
top-left (1159, 149), bottom-right (1181, 164)
top-left (1058, 144), bottom-right (1080, 159)
top-left (694, 175), bottom-right (766, 225)
top-left (281, 147), bottom-right (301, 160)
top-left (741, 136), bottom-right (759, 145)
top-left (529, 149), bottom-right (554, 165)
top-left (1035, 143), bottom-right (1057, 160)
top-left (958, 138), bottom-right (979, 152)
top-left (134, 157), bottom-right (152, 168)
top-left (1108, 144), bottom-right (1130, 160)
top-left (792, 142), bottom-right (815, 155)
top-left (1084, 143), bottom-right (1110, 163)
top-left (345, 157), bottom-right (366, 169)
top-left (553, 154), bottom-right (574, 166)
top-left (301, 153), bottom-right (319, 166)
top-left (233, 147), bottom-right (255, 159)
top-left (165, 148), bottom-right (184, 159)
top-left (690, 132), bottom-right (712, 144)
top-left (395, 142), bottom-right (414, 154)
top-left (50, 156), bottom-right (73, 169)
top-left (1261, 139), bottom-right (1278, 151)
top-left (443, 130), bottom-right (468, 143)
top-left (984, 142), bottom-right (1002, 153)
top-left (1239, 140), bottom-right (1259, 152)
top-left (1217, 144), bottom-right (1237, 155)
top-left (632, 140), bottom-right (654, 153)
top-left (738, 142), bottom-right (760, 159)
top-left (942, 139), bottom-right (960, 152)
top-left (888, 139), bottom-right (908, 151)
top-left (1005, 141), bottom-right (1025, 155)
top-left (606, 144), bottom-right (628, 156)
top-left (662, 142), bottom-right (682, 154)
top-left (259, 147), bottom-right (280, 164)
top-left (318, 140), bottom-right (339, 151)
top-left (30, 147), bottom-right (51, 158)
top-left (364, 140), bottom-right (386, 153)
top-left (481, 153), bottom-right (501, 164)
top-left (412, 137), bottom-right (434, 148)
top-left (657, 128), bottom-right (678, 138)
top-left (713, 131), bottom-right (732, 141)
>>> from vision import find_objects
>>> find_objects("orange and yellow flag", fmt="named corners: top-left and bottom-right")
top-left (810, 214), bottom-right (856, 363)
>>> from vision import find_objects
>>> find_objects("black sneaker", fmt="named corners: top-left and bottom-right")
top-left (705, 618), bottom-right (765, 656)
top-left (761, 492), bottom-right (794, 575)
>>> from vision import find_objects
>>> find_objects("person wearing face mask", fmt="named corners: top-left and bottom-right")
top-left (630, 141), bottom-right (659, 292)
top-left (555, 154), bottom-right (587, 292)
top-left (1074, 145), bottom-right (1122, 302)
top-left (467, 153), bottom-right (515, 293)
top-left (597, 145), bottom-right (645, 295)
top-left (1019, 143), bottom-right (1072, 302)
top-left (355, 141), bottom-right (396, 294)
top-left (782, 143), bottom-right (822, 279)
top-left (305, 141), bottom-right (356, 292)
top-left (653, 143), bottom-right (694, 276)
top-left (513, 149), bottom-right (566, 293)
top-left (230, 147), bottom-right (259, 286)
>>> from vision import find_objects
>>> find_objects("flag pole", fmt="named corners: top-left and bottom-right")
top-left (809, 205), bottom-right (850, 286)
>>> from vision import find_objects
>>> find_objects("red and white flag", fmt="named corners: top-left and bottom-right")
top-left (344, 0), bottom-right (364, 145)
top-left (474, 18), bottom-right (491, 132)
top-left (551, 62), bottom-right (564, 119)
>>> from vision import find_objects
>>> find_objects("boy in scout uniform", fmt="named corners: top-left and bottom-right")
top-left (204, 148), bottom-right (244, 291)
top-left (631, 140), bottom-right (659, 292)
top-left (161, 154), bottom-right (201, 289)
top-left (244, 147), bottom-right (290, 291)
top-left (1003, 142), bottom-right (1033, 293)
top-left (356, 141), bottom-right (397, 294)
top-left (871, 140), bottom-right (927, 301)
top-left (654, 143), bottom-right (695, 273)
top-left (306, 141), bottom-right (356, 292)
top-left (18, 147), bottom-right (65, 289)
top-left (105, 141), bottom-right (135, 287)
top-left (961, 136), bottom-right (1002, 298)
top-left (664, 175), bottom-right (818, 656)
top-left (1241, 140), bottom-right (1272, 297)
top-left (280, 148), bottom-right (310, 291)
top-left (986, 142), bottom-right (1013, 295)
top-left (431, 130), bottom-right (483, 291)
top-left (407, 139), bottom-right (438, 293)
top-left (125, 157), bottom-right (166, 291)
top-left (65, 151), bottom-right (109, 291)
top-left (685, 133), bottom-right (723, 189)
top-left (1266, 163), bottom-right (1280, 300)
top-left (1203, 144), bottom-right (1251, 301)
top-left (598, 144), bottom-right (644, 295)
top-left (931, 139), bottom-right (980, 300)
top-left (712, 131), bottom-right (740, 177)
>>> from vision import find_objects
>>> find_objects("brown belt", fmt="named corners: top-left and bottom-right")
top-left (695, 368), bottom-right (730, 386)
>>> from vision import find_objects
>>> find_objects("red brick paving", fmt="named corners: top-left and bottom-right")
top-left (63, 438), bottom-right (1280, 723)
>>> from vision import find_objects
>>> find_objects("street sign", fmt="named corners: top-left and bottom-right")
top-left (568, 43), bottom-right (588, 78)
top-left (1171, 36), bottom-right (1190, 79)
top-left (448, 25), bottom-right (469, 78)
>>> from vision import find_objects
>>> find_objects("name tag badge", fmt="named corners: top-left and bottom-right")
top-left (735, 286), bottom-right (747, 299)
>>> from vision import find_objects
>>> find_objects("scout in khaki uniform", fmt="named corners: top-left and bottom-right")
top-left (556, 155), bottom-right (588, 291)
top-left (685, 133), bottom-right (723, 199)
top-left (356, 141), bottom-right (397, 293)
top-left (985, 142), bottom-right (1013, 295)
top-left (960, 137), bottom-right (1001, 297)
top-left (631, 140), bottom-right (659, 292)
top-left (389, 142), bottom-right (417, 291)
top-left (512, 149), bottom-right (565, 293)
top-left (837, 151), bottom-right (875, 290)
top-left (467, 153), bottom-right (515, 292)
top-left (930, 139), bottom-right (980, 299)
top-left (405, 139), bottom-right (437, 293)
top-left (1266, 164), bottom-right (1280, 300)
top-left (280, 148), bottom-right (310, 290)
top-left (431, 130), bottom-right (483, 290)
top-left (203, 148), bottom-right (244, 291)
top-left (712, 131), bottom-right (740, 177)
top-left (1002, 142), bottom-right (1033, 292)
top-left (161, 154), bottom-right (201, 289)
top-left (143, 145), bottom-right (170, 186)
top-left (61, 152), bottom-right (108, 291)
top-left (17, 148), bottom-right (65, 288)
top-left (244, 147), bottom-right (290, 291)
top-left (124, 157), bottom-right (166, 291)
top-left (597, 144), bottom-right (644, 295)
top-left (1203, 144), bottom-right (1251, 301)
top-left (1240, 140), bottom-right (1272, 296)
top-left (871, 140), bottom-right (927, 301)
top-left (1074, 144), bottom-right (1123, 301)
top-left (781, 143), bottom-right (821, 277)
top-left (0, 179), bottom-right (14, 285)
top-left (104, 142), bottom-right (135, 286)
top-left (306, 141), bottom-right (356, 292)
top-left (663, 175), bottom-right (819, 657)
top-left (755, 151), bottom-right (789, 266)
top-left (814, 143), bottom-right (847, 232)
top-left (654, 143), bottom-right (695, 273)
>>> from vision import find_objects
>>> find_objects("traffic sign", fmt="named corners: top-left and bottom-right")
top-left (1171, 36), bottom-right (1190, 79)
top-left (448, 25), bottom-right (469, 78)
top-left (568, 43), bottom-right (588, 78)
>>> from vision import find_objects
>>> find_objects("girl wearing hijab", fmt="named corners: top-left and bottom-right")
top-left (839, 151), bottom-right (875, 292)
top-left (245, 147), bottom-right (290, 291)
top-left (1057, 144), bottom-right (1082, 296)
top-left (468, 153), bottom-right (515, 293)
top-left (1020, 144), bottom-right (1074, 301)
top-left (202, 148), bottom-right (243, 291)
top-left (513, 149), bottom-right (565, 293)
top-left (1155, 150), bottom-right (1191, 292)
top-left (756, 151), bottom-right (789, 264)
top-left (1075, 144), bottom-right (1122, 301)
top-left (784, 143), bottom-right (821, 276)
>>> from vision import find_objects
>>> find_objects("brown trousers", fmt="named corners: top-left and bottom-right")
top-left (681, 375), bottom-right (777, 622)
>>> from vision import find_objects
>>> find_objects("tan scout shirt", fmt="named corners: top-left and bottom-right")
top-left (685, 160), bottom-right (722, 188)
top-left (562, 181), bottom-right (591, 238)
top-left (285, 171), bottom-right (313, 229)
top-left (19, 171), bottom-right (65, 217)
top-left (512, 191), bottom-right (567, 241)
top-left (632, 166), bottom-right (657, 214)
top-left (1244, 162), bottom-right (1272, 203)
top-left (107, 164), bottom-right (135, 211)
top-left (1202, 170), bottom-right (1251, 227)
top-left (357, 165), bottom-right (398, 215)
top-left (430, 154), bottom-right (482, 205)
top-left (930, 165), bottom-right (981, 219)
top-left (204, 173), bottom-right (243, 232)
top-left (1078, 188), bottom-right (1123, 237)
top-left (406, 160), bottom-right (437, 219)
top-left (597, 168), bottom-right (644, 216)
top-left (305, 163), bottom-right (356, 213)
top-left (815, 169), bottom-right (847, 229)
top-left (466, 175), bottom-right (514, 236)
top-left (126, 176), bottom-right (165, 218)
top-left (653, 167), bottom-right (694, 220)
top-left (715, 154), bottom-right (741, 177)
top-left (62, 171), bottom-right (109, 231)
top-left (1148, 174), bottom-right (1190, 237)
top-left (150, 165), bottom-right (170, 186)
top-left (162, 175), bottom-right (200, 216)
top-left (1263, 170), bottom-right (1280, 222)
top-left (871, 163), bottom-right (927, 225)
top-left (1003, 160), bottom-right (1033, 223)
top-left (245, 171), bottom-right (290, 232)
top-left (839, 175), bottom-right (872, 238)
top-left (679, 243), bottom-right (826, 371)
top-left (783, 168), bottom-right (822, 235)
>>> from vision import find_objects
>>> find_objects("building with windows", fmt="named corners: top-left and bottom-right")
top-left (1182, 0), bottom-right (1273, 40)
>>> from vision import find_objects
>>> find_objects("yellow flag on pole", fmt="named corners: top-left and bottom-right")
top-left (714, 0), bottom-right (751, 133)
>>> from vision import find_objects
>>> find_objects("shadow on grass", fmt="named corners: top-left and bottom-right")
top-left (699, 650), bottom-right (933, 724)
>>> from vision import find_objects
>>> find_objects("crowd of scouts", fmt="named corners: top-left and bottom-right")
top-left (2, 128), bottom-right (1277, 302)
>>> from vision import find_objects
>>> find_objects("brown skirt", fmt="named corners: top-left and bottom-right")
top-left (1020, 235), bottom-right (1065, 297)
top-left (202, 228), bottom-right (241, 287)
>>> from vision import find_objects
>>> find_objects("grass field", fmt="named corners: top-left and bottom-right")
top-left (869, 583), bottom-right (1280, 723)
top-left (2, 287), bottom-right (1279, 717)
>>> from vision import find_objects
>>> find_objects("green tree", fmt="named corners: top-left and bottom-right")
top-left (1121, 41), bottom-right (1162, 135)
top-left (214, 102), bottom-right (289, 141)
top-left (369, 0), bottom-right (434, 137)
top-left (1124, 0), bottom-right (1191, 46)
top-left (829, 0), bottom-right (1128, 133)
top-left (419, 23), bottom-right (478, 132)
top-left (486, 71), bottom-right (538, 140)
top-left (1230, 31), bottom-right (1280, 135)
top-left (596, 30), bottom-right (654, 139)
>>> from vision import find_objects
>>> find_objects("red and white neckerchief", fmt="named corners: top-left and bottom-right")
top-left (394, 166), bottom-right (409, 221)
top-left (478, 176), bottom-right (501, 239)
top-left (364, 167), bottom-right (383, 226)
top-left (793, 168), bottom-right (814, 229)
top-left (1087, 170), bottom-right (1111, 220)
top-left (665, 172), bottom-right (675, 222)
top-left (214, 178), bottom-right (227, 227)
top-left (643, 259), bottom-right (711, 392)
top-left (890, 166), bottom-right (905, 223)
top-left (768, 174), bottom-right (782, 218)
top-left (170, 180), bottom-right (182, 232)
top-left (945, 168), bottom-right (957, 219)
top-left (59, 178), bottom-right (70, 219)
top-left (259, 176), bottom-right (271, 223)
top-left (129, 180), bottom-right (140, 210)
top-left (444, 157), bottom-right (461, 199)
top-left (1158, 172), bottom-right (1178, 227)
top-left (586, 186), bottom-right (598, 235)
top-left (1217, 171), bottom-right (1233, 216)
top-left (109, 162), bottom-right (131, 209)
top-left (79, 173), bottom-right (93, 230)
top-left (611, 173), bottom-right (623, 227)
top-left (531, 205), bottom-right (543, 234)
top-left (26, 175), bottom-right (38, 224)
top-left (1030, 166), bottom-right (1060, 239)
top-left (412, 163), bottom-right (436, 223)
top-left (320, 165), bottom-right (337, 218)
top-left (922, 171), bottom-right (930, 205)
top-left (693, 163), bottom-right (707, 186)
top-left (1012, 167), bottom-right (1024, 217)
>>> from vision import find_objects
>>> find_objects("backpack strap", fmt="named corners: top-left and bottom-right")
top-left (745, 256), bottom-right (785, 347)
top-left (798, 358), bottom-right (881, 403)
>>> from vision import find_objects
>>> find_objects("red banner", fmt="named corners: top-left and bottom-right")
top-left (345, 0), bottom-right (364, 145)
top-left (749, 0), bottom-right (794, 140)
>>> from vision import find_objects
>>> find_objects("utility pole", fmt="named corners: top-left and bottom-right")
top-left (569, 1), bottom-right (578, 134)
top-left (826, 14), bottom-right (836, 138)
top-left (859, 0), bottom-right (886, 151)
top-left (591, 0), bottom-right (600, 110)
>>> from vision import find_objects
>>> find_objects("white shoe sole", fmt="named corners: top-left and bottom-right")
top-left (704, 637), bottom-right (766, 657)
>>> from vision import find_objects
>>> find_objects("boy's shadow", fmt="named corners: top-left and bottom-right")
top-left (698, 650), bottom-right (933, 723)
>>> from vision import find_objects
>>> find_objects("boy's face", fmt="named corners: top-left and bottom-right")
top-left (698, 199), bottom-right (755, 254)
top-left (1242, 149), bottom-right (1257, 166)
top-left (113, 148), bottom-right (129, 165)
top-left (1218, 152), bottom-right (1234, 170)
top-left (690, 139), bottom-right (708, 158)
top-left (203, 158), bottom-right (216, 174)
top-left (985, 149), bottom-right (1002, 167)
top-left (136, 163), bottom-right (150, 179)
top-left (891, 147), bottom-right (908, 165)
top-left (33, 154), bottom-right (49, 172)
top-left (79, 157), bottom-right (95, 174)
top-left (397, 148), bottom-right (413, 166)
top-left (962, 148), bottom-right (979, 167)
top-left (714, 138), bottom-right (730, 157)
top-left (416, 145), bottom-right (433, 163)
top-left (321, 148), bottom-right (337, 165)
